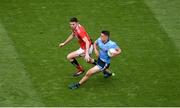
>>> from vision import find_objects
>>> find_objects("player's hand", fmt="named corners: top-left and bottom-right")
top-left (110, 49), bottom-right (121, 57)
top-left (110, 52), bottom-right (117, 57)
top-left (111, 48), bottom-right (121, 57)
top-left (59, 43), bottom-right (65, 47)
top-left (85, 54), bottom-right (90, 62)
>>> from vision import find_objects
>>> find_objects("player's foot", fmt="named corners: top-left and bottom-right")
top-left (73, 66), bottom-right (85, 77)
top-left (68, 83), bottom-right (80, 89)
top-left (103, 71), bottom-right (112, 78)
top-left (73, 70), bottom-right (84, 77)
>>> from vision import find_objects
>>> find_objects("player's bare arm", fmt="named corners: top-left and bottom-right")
top-left (82, 36), bottom-right (90, 62)
top-left (59, 33), bottom-right (74, 47)
top-left (93, 42), bottom-right (99, 57)
top-left (111, 48), bottom-right (121, 57)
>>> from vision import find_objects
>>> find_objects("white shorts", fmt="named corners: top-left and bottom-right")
top-left (75, 45), bottom-right (93, 57)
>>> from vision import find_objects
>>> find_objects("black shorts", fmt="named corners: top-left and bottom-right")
top-left (97, 58), bottom-right (110, 71)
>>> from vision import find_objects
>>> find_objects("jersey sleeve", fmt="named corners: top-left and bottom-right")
top-left (111, 42), bottom-right (120, 49)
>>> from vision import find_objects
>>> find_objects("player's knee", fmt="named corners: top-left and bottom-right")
top-left (85, 73), bottom-right (91, 77)
top-left (67, 54), bottom-right (72, 60)
top-left (85, 71), bottom-right (93, 77)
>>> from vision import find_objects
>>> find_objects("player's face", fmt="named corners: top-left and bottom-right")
top-left (70, 22), bottom-right (78, 30)
top-left (100, 33), bottom-right (109, 43)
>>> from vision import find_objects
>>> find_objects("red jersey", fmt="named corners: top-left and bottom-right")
top-left (73, 24), bottom-right (92, 50)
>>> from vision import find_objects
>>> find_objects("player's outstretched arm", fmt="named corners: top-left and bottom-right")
top-left (59, 33), bottom-right (74, 47)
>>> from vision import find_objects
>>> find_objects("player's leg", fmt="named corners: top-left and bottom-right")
top-left (101, 64), bottom-right (112, 78)
top-left (69, 65), bottom-right (100, 89)
top-left (103, 69), bottom-right (112, 78)
top-left (67, 49), bottom-right (84, 76)
top-left (79, 65), bottom-right (100, 85)
top-left (96, 58), bottom-right (112, 78)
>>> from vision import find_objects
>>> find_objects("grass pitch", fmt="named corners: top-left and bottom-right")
top-left (0, 0), bottom-right (180, 106)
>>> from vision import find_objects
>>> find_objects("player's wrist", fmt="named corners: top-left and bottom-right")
top-left (85, 54), bottom-right (89, 57)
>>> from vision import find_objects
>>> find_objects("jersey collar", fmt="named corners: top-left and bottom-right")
top-left (103, 39), bottom-right (110, 44)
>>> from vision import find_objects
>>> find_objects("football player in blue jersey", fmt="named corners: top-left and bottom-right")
top-left (69, 30), bottom-right (121, 89)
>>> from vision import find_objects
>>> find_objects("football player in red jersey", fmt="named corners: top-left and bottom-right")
top-left (59, 17), bottom-right (96, 76)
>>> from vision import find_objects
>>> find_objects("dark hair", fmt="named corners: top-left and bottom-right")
top-left (70, 17), bottom-right (78, 22)
top-left (101, 30), bottom-right (110, 37)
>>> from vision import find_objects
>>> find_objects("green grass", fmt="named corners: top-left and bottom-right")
top-left (145, 0), bottom-right (180, 50)
top-left (0, 23), bottom-right (43, 106)
top-left (0, 0), bottom-right (180, 106)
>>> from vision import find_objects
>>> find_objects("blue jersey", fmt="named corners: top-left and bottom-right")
top-left (95, 38), bottom-right (120, 64)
